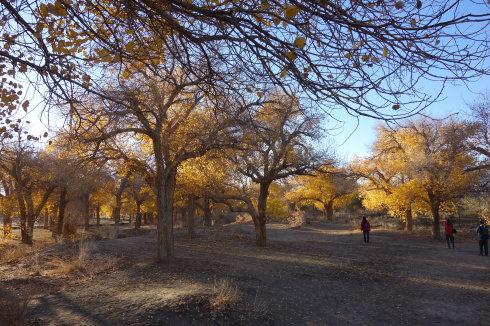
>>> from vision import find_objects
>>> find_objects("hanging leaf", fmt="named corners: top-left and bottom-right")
top-left (410, 18), bottom-right (417, 28)
top-left (285, 51), bottom-right (297, 61)
top-left (392, 104), bottom-right (400, 110)
top-left (284, 4), bottom-right (299, 20)
top-left (279, 68), bottom-right (288, 78)
top-left (383, 47), bottom-right (389, 57)
top-left (395, 1), bottom-right (404, 9)
top-left (293, 36), bottom-right (306, 49)
top-left (416, 0), bottom-right (422, 9)
top-left (22, 100), bottom-right (29, 111)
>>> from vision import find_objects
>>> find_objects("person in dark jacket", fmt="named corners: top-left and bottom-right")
top-left (476, 219), bottom-right (489, 256)
top-left (361, 216), bottom-right (371, 243)
top-left (444, 218), bottom-right (455, 249)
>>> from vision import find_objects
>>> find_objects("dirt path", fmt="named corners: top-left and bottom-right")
top-left (2, 222), bottom-right (489, 325)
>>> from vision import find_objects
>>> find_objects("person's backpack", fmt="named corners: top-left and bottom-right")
top-left (481, 226), bottom-right (489, 239)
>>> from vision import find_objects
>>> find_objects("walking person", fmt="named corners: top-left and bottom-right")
top-left (476, 219), bottom-right (489, 256)
top-left (444, 217), bottom-right (455, 249)
top-left (361, 216), bottom-right (371, 243)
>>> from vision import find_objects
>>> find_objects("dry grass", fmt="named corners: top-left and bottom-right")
top-left (209, 279), bottom-right (241, 311)
top-left (48, 238), bottom-right (94, 275)
top-left (48, 239), bottom-right (118, 277)
top-left (0, 243), bottom-right (43, 264)
top-left (0, 296), bottom-right (30, 326)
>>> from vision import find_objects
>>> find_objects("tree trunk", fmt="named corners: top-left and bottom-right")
top-left (187, 197), bottom-right (196, 238)
top-left (112, 205), bottom-right (121, 225)
top-left (20, 214), bottom-right (30, 244)
top-left (96, 205), bottom-right (101, 226)
top-left (3, 214), bottom-right (12, 237)
top-left (405, 207), bottom-right (413, 232)
top-left (83, 193), bottom-right (90, 229)
top-left (324, 200), bottom-right (334, 220)
top-left (56, 188), bottom-right (67, 236)
top-left (255, 182), bottom-right (271, 247)
top-left (430, 201), bottom-right (441, 239)
top-left (155, 166), bottom-right (177, 261)
top-left (203, 196), bottom-right (212, 227)
top-left (26, 213), bottom-right (35, 245)
top-left (43, 207), bottom-right (49, 229)
top-left (135, 202), bottom-right (142, 229)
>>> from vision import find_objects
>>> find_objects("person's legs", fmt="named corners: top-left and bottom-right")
top-left (363, 231), bottom-right (367, 243)
top-left (450, 235), bottom-right (454, 249)
top-left (446, 235), bottom-right (451, 248)
top-left (484, 239), bottom-right (489, 256)
top-left (367, 231), bottom-right (370, 243)
top-left (479, 240), bottom-right (484, 255)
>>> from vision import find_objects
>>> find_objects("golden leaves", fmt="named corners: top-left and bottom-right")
top-left (284, 4), bottom-right (299, 20)
top-left (293, 37), bottom-right (306, 49)
top-left (285, 50), bottom-right (297, 61)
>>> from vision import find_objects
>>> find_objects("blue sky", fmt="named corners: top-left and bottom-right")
top-left (332, 74), bottom-right (490, 160)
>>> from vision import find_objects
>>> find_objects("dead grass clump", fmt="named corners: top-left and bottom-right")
top-left (49, 239), bottom-right (94, 276)
top-left (209, 279), bottom-right (241, 311)
top-left (0, 243), bottom-right (39, 264)
top-left (0, 296), bottom-right (30, 326)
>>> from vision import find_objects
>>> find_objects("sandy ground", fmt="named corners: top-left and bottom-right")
top-left (1, 222), bottom-right (489, 325)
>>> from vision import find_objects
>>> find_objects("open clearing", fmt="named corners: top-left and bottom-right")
top-left (1, 222), bottom-right (489, 325)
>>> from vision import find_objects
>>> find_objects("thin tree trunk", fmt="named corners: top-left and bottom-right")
top-left (112, 205), bottom-right (121, 225)
top-left (43, 207), bottom-right (49, 229)
top-left (56, 188), bottom-right (67, 236)
top-left (135, 202), bottom-right (142, 229)
top-left (83, 193), bottom-right (90, 229)
top-left (405, 207), bottom-right (413, 232)
top-left (96, 205), bottom-right (101, 226)
top-left (255, 182), bottom-right (271, 247)
top-left (203, 196), bottom-right (212, 227)
top-left (187, 197), bottom-right (195, 238)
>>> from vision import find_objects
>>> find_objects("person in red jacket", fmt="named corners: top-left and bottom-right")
top-left (361, 216), bottom-right (371, 243)
top-left (444, 217), bottom-right (455, 249)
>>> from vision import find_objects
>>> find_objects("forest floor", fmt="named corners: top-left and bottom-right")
top-left (0, 221), bottom-right (489, 325)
